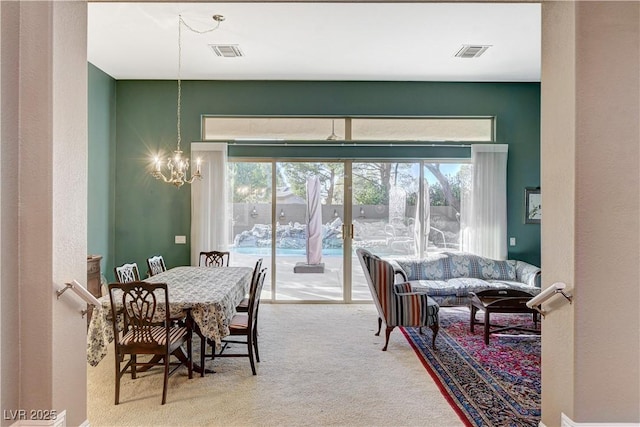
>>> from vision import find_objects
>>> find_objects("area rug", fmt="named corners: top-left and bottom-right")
top-left (401, 307), bottom-right (541, 427)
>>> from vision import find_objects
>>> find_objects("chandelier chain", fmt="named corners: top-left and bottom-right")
top-left (180, 15), bottom-right (223, 35)
top-left (177, 16), bottom-right (182, 150)
top-left (152, 14), bottom-right (223, 188)
top-left (176, 15), bottom-right (223, 151)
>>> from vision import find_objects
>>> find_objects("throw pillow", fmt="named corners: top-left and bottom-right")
top-left (477, 258), bottom-right (517, 281)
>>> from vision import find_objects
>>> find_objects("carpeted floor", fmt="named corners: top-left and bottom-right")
top-left (87, 303), bottom-right (463, 426)
top-left (402, 307), bottom-right (541, 427)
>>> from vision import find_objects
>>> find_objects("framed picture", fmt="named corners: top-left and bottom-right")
top-left (525, 187), bottom-right (541, 224)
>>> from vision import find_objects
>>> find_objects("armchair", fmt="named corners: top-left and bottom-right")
top-left (356, 248), bottom-right (439, 351)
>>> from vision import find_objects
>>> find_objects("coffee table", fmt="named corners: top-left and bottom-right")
top-left (469, 289), bottom-right (540, 344)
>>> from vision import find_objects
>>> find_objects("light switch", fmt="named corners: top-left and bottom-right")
top-left (175, 235), bottom-right (187, 244)
top-left (509, 237), bottom-right (516, 246)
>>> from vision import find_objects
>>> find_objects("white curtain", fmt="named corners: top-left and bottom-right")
top-left (190, 142), bottom-right (229, 266)
top-left (414, 178), bottom-right (430, 257)
top-left (461, 144), bottom-right (508, 260)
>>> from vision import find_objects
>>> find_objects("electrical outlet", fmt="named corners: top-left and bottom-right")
top-left (175, 235), bottom-right (187, 244)
top-left (509, 237), bottom-right (516, 246)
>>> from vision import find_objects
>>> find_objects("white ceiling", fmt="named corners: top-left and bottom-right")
top-left (87, 2), bottom-right (541, 82)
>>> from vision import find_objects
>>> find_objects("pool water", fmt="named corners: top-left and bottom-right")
top-left (231, 247), bottom-right (344, 257)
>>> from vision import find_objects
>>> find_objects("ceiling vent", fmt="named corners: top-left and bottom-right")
top-left (209, 44), bottom-right (244, 58)
top-left (455, 45), bottom-right (491, 59)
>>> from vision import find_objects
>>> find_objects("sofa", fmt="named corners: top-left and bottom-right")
top-left (387, 251), bottom-right (541, 307)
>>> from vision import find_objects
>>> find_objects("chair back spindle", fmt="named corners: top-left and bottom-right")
top-left (114, 263), bottom-right (140, 283)
top-left (236, 258), bottom-right (264, 313)
top-left (146, 255), bottom-right (167, 277)
top-left (199, 251), bottom-right (230, 267)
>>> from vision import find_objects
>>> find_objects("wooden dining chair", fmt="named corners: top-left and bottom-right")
top-left (114, 262), bottom-right (140, 283)
top-left (144, 255), bottom-right (186, 326)
top-left (107, 281), bottom-right (193, 405)
top-left (199, 251), bottom-right (230, 267)
top-left (211, 268), bottom-right (267, 375)
top-left (146, 255), bottom-right (167, 277)
top-left (236, 258), bottom-right (263, 313)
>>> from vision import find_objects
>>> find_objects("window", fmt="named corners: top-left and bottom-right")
top-left (203, 117), bottom-right (493, 142)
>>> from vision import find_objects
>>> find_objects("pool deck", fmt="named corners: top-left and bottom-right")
top-left (229, 250), bottom-right (372, 302)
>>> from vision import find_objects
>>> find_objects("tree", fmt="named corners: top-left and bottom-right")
top-left (278, 162), bottom-right (344, 205)
top-left (352, 162), bottom-right (414, 205)
top-left (230, 162), bottom-right (272, 203)
top-left (425, 163), bottom-right (460, 211)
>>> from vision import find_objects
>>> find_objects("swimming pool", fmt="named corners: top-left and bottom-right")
top-left (229, 246), bottom-right (404, 257)
top-left (230, 247), bottom-right (344, 257)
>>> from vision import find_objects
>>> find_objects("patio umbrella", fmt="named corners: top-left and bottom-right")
top-left (306, 176), bottom-right (323, 265)
top-left (415, 178), bottom-right (431, 257)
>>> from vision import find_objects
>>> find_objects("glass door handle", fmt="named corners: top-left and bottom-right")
top-left (341, 224), bottom-right (354, 239)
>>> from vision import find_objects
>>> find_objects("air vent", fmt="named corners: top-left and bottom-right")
top-left (209, 44), bottom-right (244, 58)
top-left (455, 45), bottom-right (491, 59)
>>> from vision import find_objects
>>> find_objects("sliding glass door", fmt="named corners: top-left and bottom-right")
top-left (228, 161), bottom-right (273, 299)
top-left (274, 162), bottom-right (345, 301)
top-left (350, 161), bottom-right (421, 300)
top-left (228, 159), bottom-right (468, 303)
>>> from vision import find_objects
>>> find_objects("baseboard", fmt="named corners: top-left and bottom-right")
top-left (8, 410), bottom-right (66, 427)
top-left (561, 413), bottom-right (640, 427)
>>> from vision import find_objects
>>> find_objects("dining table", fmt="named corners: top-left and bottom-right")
top-left (87, 265), bottom-right (253, 369)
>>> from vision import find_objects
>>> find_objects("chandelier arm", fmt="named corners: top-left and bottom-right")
top-left (183, 175), bottom-right (200, 185)
top-left (153, 171), bottom-right (173, 184)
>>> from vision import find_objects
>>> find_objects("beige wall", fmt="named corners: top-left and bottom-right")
top-left (51, 2), bottom-right (89, 422)
top-left (541, 1), bottom-right (577, 422)
top-left (1, 1), bottom-right (21, 423)
top-left (573, 1), bottom-right (639, 421)
top-left (542, 1), bottom-right (640, 424)
top-left (1, 1), bottom-right (88, 426)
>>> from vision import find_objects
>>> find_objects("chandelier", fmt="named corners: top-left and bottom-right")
top-left (152, 14), bottom-right (225, 188)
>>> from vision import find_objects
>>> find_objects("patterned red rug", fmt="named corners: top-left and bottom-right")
top-left (402, 307), bottom-right (541, 427)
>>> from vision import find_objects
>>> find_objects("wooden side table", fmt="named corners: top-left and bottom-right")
top-left (86, 255), bottom-right (103, 325)
top-left (469, 289), bottom-right (540, 344)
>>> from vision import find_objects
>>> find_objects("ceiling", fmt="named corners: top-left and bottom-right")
top-left (87, 2), bottom-right (541, 82)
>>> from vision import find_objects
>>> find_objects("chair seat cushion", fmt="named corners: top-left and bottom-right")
top-left (236, 297), bottom-right (249, 312)
top-left (409, 278), bottom-right (540, 299)
top-left (121, 326), bottom-right (187, 346)
top-left (229, 313), bottom-right (249, 333)
top-left (410, 280), bottom-right (451, 296)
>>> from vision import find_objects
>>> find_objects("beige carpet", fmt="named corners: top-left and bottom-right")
top-left (87, 304), bottom-right (463, 426)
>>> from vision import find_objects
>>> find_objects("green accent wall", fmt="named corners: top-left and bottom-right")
top-left (88, 64), bottom-right (116, 282)
top-left (102, 78), bottom-right (540, 274)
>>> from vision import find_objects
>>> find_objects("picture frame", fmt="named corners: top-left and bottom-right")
top-left (525, 187), bottom-right (541, 224)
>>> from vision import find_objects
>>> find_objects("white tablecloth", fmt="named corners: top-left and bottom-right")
top-left (87, 266), bottom-right (252, 366)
